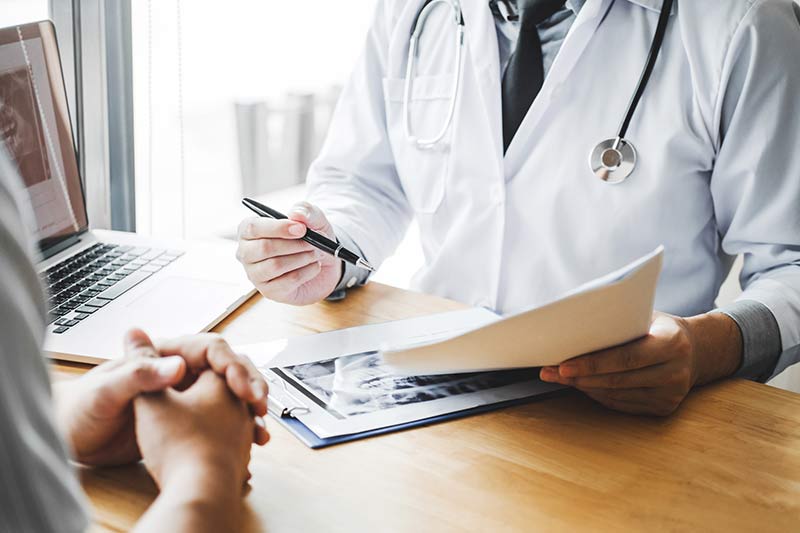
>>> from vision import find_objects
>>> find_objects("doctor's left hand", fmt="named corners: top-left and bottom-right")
top-left (539, 312), bottom-right (742, 416)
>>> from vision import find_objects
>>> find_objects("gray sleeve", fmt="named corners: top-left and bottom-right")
top-left (325, 228), bottom-right (372, 302)
top-left (0, 152), bottom-right (89, 533)
top-left (716, 300), bottom-right (783, 382)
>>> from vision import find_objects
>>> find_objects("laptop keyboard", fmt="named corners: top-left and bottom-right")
top-left (42, 243), bottom-right (185, 333)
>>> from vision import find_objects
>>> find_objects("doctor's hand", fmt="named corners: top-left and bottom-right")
top-left (54, 329), bottom-right (269, 467)
top-left (539, 312), bottom-right (743, 416)
top-left (236, 201), bottom-right (342, 305)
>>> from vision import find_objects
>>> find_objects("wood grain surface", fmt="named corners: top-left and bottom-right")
top-left (51, 283), bottom-right (800, 532)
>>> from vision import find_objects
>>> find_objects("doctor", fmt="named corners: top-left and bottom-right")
top-left (237, 0), bottom-right (800, 415)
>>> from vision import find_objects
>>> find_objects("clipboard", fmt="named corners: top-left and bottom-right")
top-left (267, 383), bottom-right (566, 449)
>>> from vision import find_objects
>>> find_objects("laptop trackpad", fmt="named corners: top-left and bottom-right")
top-left (124, 276), bottom-right (240, 336)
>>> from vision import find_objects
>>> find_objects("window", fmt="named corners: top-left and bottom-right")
top-left (131, 0), bottom-right (378, 239)
top-left (0, 1), bottom-right (49, 27)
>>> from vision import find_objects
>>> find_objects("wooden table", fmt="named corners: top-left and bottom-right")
top-left (52, 283), bottom-right (800, 532)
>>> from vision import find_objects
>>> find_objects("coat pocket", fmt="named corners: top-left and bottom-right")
top-left (382, 74), bottom-right (455, 214)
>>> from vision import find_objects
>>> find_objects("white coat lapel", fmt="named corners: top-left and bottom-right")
top-left (459, 0), bottom-right (504, 170)
top-left (503, 0), bottom-right (614, 177)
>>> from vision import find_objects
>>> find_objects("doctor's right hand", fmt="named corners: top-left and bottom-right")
top-left (236, 201), bottom-right (342, 306)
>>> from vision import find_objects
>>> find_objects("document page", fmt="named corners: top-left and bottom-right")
top-left (381, 247), bottom-right (664, 375)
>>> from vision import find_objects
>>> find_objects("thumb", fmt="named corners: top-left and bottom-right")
top-left (91, 356), bottom-right (186, 417)
top-left (288, 201), bottom-right (334, 237)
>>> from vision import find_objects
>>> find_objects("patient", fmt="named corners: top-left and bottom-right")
top-left (0, 147), bottom-right (269, 532)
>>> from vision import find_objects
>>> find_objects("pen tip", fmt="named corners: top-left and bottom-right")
top-left (357, 259), bottom-right (376, 273)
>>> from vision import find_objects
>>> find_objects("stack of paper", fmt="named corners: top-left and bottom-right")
top-left (381, 247), bottom-right (664, 375)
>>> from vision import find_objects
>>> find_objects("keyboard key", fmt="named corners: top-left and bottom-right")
top-left (127, 247), bottom-right (151, 257)
top-left (140, 249), bottom-right (164, 261)
top-left (74, 313), bottom-right (90, 321)
top-left (116, 245), bottom-right (133, 252)
top-left (55, 318), bottom-right (80, 327)
top-left (151, 259), bottom-right (170, 267)
top-left (85, 299), bottom-right (109, 308)
top-left (75, 306), bottom-right (97, 314)
top-left (164, 250), bottom-right (185, 258)
top-left (140, 264), bottom-right (162, 273)
top-left (96, 271), bottom-right (152, 300)
top-left (97, 280), bottom-right (116, 287)
top-left (53, 326), bottom-right (69, 334)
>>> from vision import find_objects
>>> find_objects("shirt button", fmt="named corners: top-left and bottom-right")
top-left (346, 276), bottom-right (358, 288)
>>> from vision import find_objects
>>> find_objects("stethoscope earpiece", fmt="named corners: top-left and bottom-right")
top-left (590, 138), bottom-right (637, 184)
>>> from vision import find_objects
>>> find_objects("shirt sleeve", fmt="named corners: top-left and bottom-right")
top-left (716, 300), bottom-right (783, 382)
top-left (709, 1), bottom-right (800, 359)
top-left (326, 229), bottom-right (371, 301)
top-left (306, 0), bottom-right (413, 273)
top-left (0, 149), bottom-right (89, 533)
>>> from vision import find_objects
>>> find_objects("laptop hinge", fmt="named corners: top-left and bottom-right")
top-left (40, 234), bottom-right (82, 261)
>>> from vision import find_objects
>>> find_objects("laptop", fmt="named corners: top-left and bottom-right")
top-left (0, 21), bottom-right (255, 363)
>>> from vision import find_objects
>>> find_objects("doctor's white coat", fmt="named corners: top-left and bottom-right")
top-left (306, 0), bottom-right (800, 354)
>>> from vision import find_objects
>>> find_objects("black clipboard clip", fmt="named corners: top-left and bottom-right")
top-left (265, 374), bottom-right (311, 419)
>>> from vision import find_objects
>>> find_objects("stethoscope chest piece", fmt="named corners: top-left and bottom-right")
top-left (590, 137), bottom-right (637, 184)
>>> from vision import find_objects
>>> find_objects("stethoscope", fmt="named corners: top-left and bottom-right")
top-left (404, 0), bottom-right (675, 184)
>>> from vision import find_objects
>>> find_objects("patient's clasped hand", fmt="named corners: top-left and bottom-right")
top-left (54, 329), bottom-right (270, 531)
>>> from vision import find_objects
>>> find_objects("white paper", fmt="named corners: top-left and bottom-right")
top-left (235, 307), bottom-right (500, 369)
top-left (381, 247), bottom-right (664, 375)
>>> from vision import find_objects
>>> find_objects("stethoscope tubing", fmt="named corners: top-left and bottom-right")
top-left (615, 0), bottom-right (674, 140)
top-left (404, 0), bottom-right (465, 149)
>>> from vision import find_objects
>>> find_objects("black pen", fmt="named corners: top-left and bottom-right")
top-left (242, 198), bottom-right (375, 272)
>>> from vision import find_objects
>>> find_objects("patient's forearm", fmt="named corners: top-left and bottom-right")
top-left (132, 464), bottom-right (242, 533)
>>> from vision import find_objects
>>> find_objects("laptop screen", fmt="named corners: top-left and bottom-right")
top-left (0, 21), bottom-right (88, 253)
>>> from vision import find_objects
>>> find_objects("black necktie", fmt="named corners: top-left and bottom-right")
top-left (501, 0), bottom-right (566, 152)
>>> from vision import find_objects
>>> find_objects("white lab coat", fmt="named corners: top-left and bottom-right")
top-left (307, 0), bottom-right (800, 352)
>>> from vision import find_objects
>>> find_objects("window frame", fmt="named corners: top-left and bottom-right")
top-left (49, 0), bottom-right (136, 231)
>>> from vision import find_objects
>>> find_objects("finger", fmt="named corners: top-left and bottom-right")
top-left (262, 260), bottom-right (322, 297)
top-left (253, 416), bottom-right (270, 445)
top-left (236, 237), bottom-right (314, 265)
top-left (558, 339), bottom-right (671, 378)
top-left (578, 387), bottom-right (677, 416)
top-left (247, 250), bottom-right (319, 284)
top-left (225, 362), bottom-right (268, 417)
top-left (238, 216), bottom-right (306, 241)
top-left (189, 368), bottom-right (232, 399)
top-left (156, 335), bottom-right (269, 409)
top-left (97, 355), bottom-right (186, 411)
top-left (124, 328), bottom-right (160, 359)
top-left (287, 202), bottom-right (332, 235)
top-left (546, 363), bottom-right (672, 389)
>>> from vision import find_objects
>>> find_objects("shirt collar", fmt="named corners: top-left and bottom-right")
top-left (569, 0), bottom-right (674, 16)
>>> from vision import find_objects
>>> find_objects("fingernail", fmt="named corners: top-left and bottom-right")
top-left (156, 356), bottom-right (183, 378)
top-left (540, 367), bottom-right (557, 382)
top-left (291, 205), bottom-right (310, 218)
top-left (250, 378), bottom-right (267, 400)
top-left (289, 223), bottom-right (305, 237)
top-left (255, 416), bottom-right (266, 430)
